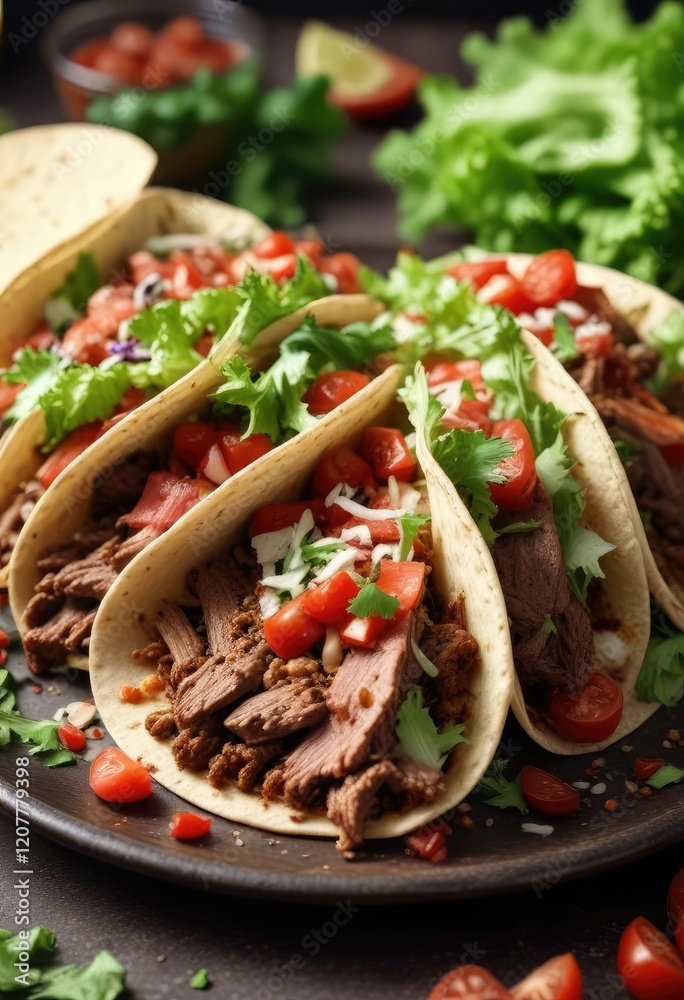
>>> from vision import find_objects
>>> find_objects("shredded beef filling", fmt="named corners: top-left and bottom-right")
top-left (0, 479), bottom-right (44, 574)
top-left (138, 551), bottom-right (477, 853)
top-left (493, 483), bottom-right (595, 695)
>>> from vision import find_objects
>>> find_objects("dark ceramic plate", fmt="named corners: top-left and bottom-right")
top-left (1, 633), bottom-right (683, 904)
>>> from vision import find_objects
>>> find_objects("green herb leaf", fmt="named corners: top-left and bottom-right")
top-left (396, 689), bottom-right (467, 769)
top-left (541, 614), bottom-right (558, 636)
top-left (227, 259), bottom-right (329, 347)
top-left (31, 950), bottom-right (126, 1000)
top-left (281, 316), bottom-right (396, 372)
top-left (39, 364), bottom-right (132, 452)
top-left (612, 437), bottom-right (640, 466)
top-left (477, 759), bottom-right (529, 813)
top-left (552, 313), bottom-right (580, 362)
top-left (2, 350), bottom-right (66, 426)
top-left (647, 765), bottom-right (684, 790)
top-left (0, 670), bottom-right (75, 766)
top-left (189, 968), bottom-right (210, 990)
top-left (0, 926), bottom-right (56, 992)
top-left (397, 513), bottom-right (431, 561)
top-left (347, 582), bottom-right (400, 620)
top-left (636, 613), bottom-right (684, 706)
top-left (48, 252), bottom-right (102, 317)
top-left (299, 541), bottom-right (346, 566)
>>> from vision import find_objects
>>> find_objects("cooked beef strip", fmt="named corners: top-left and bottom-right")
top-left (262, 613), bottom-right (422, 811)
top-left (194, 562), bottom-right (253, 656)
top-left (110, 524), bottom-right (160, 570)
top-left (91, 452), bottom-right (154, 519)
top-left (174, 641), bottom-right (272, 728)
top-left (36, 525), bottom-right (121, 574)
top-left (224, 679), bottom-right (328, 744)
top-left (208, 742), bottom-right (283, 792)
top-left (625, 441), bottom-right (684, 588)
top-left (23, 597), bottom-right (97, 673)
top-left (493, 483), bottom-right (595, 694)
top-left (39, 536), bottom-right (122, 600)
top-left (422, 602), bottom-right (479, 723)
top-left (0, 487), bottom-right (38, 570)
top-left (573, 286), bottom-right (639, 346)
top-left (156, 602), bottom-right (205, 663)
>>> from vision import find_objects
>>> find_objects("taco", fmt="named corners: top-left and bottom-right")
top-left (88, 368), bottom-right (512, 853)
top-left (447, 249), bottom-right (684, 634)
top-left (9, 294), bottom-right (395, 673)
top-left (360, 254), bottom-right (653, 752)
top-left (0, 189), bottom-right (363, 585)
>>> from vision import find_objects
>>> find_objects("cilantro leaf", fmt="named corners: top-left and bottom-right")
top-left (647, 765), bottom-right (684, 790)
top-left (126, 302), bottom-right (203, 391)
top-left (0, 670), bottom-right (76, 766)
top-left (636, 613), bottom-right (684, 706)
top-left (48, 252), bottom-right (102, 317)
top-left (398, 513), bottom-right (431, 561)
top-left (552, 313), bottom-right (580, 362)
top-left (347, 582), bottom-right (400, 620)
top-left (2, 349), bottom-right (66, 426)
top-left (189, 969), bottom-right (210, 990)
top-left (477, 759), bottom-right (529, 813)
top-left (0, 926), bottom-right (56, 992)
top-left (396, 688), bottom-right (467, 769)
top-left (552, 483), bottom-right (615, 603)
top-left (39, 364), bottom-right (132, 452)
top-left (612, 437), bottom-right (640, 466)
top-left (281, 316), bottom-right (396, 371)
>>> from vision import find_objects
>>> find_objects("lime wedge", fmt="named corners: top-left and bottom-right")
top-left (296, 20), bottom-right (392, 99)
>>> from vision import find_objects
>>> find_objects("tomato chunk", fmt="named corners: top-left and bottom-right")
top-left (488, 419), bottom-right (537, 511)
top-left (511, 953), bottom-right (582, 1000)
top-left (480, 273), bottom-right (535, 314)
top-left (522, 250), bottom-right (577, 307)
top-left (428, 966), bottom-right (511, 1000)
top-left (58, 723), bottom-right (87, 753)
top-left (36, 422), bottom-right (104, 489)
top-left (427, 359), bottom-right (486, 394)
top-left (89, 747), bottom-right (153, 803)
top-left (312, 448), bottom-right (377, 500)
top-left (634, 758), bottom-right (667, 782)
top-left (251, 232), bottom-right (296, 259)
top-left (173, 421), bottom-right (217, 474)
top-left (405, 819), bottom-right (452, 863)
top-left (301, 572), bottom-right (361, 625)
top-left (305, 370), bottom-right (371, 415)
top-left (169, 812), bottom-right (212, 840)
top-left (249, 500), bottom-right (327, 537)
top-left (375, 560), bottom-right (426, 618)
top-left (363, 427), bottom-right (416, 482)
top-left (338, 612), bottom-right (388, 649)
top-left (447, 259), bottom-right (510, 291)
top-left (263, 592), bottom-right (325, 658)
top-left (221, 433), bottom-right (273, 475)
top-left (318, 252), bottom-right (361, 294)
top-left (618, 916), bottom-right (684, 1000)
top-left (547, 671), bottom-right (623, 743)
top-left (520, 766), bottom-right (580, 817)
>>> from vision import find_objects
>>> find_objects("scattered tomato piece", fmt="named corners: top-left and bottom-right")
top-left (428, 965), bottom-right (510, 999)
top-left (511, 952), bottom-right (582, 1000)
top-left (447, 259), bottom-right (510, 291)
top-left (57, 723), bottom-right (87, 753)
top-left (263, 593), bottom-right (325, 659)
top-left (520, 766), bottom-right (580, 817)
top-left (521, 250), bottom-right (577, 307)
top-left (617, 916), bottom-right (684, 1000)
top-left (405, 818), bottom-right (452, 863)
top-left (634, 758), bottom-right (667, 782)
top-left (119, 685), bottom-right (142, 704)
top-left (169, 811), bottom-right (213, 840)
top-left (0, 628), bottom-right (8, 649)
top-left (305, 370), bottom-right (371, 416)
top-left (89, 747), bottom-right (153, 803)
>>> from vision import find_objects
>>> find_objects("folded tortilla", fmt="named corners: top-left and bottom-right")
top-left (88, 367), bottom-right (513, 840)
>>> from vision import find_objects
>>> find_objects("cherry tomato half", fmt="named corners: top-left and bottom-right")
top-left (488, 419), bottom-right (537, 511)
top-left (547, 671), bottom-right (623, 743)
top-left (169, 811), bottom-right (212, 840)
top-left (428, 966), bottom-right (511, 1000)
top-left (617, 916), bottom-right (684, 1000)
top-left (480, 273), bottom-right (535, 314)
top-left (520, 766), bottom-right (580, 817)
top-left (362, 426), bottom-right (416, 482)
top-left (511, 953), bottom-right (582, 1000)
top-left (318, 252), bottom-right (361, 294)
top-left (300, 572), bottom-right (361, 626)
top-left (521, 250), bottom-right (577, 308)
top-left (263, 592), bottom-right (325, 659)
top-left (89, 747), bottom-right (153, 803)
top-left (447, 259), bottom-right (510, 291)
top-left (57, 723), bottom-right (87, 753)
top-left (305, 370), bottom-right (371, 415)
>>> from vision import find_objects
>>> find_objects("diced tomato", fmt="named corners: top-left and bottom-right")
top-left (0, 380), bottom-right (22, 417)
top-left (268, 253), bottom-right (298, 284)
top-left (115, 386), bottom-right (147, 415)
top-left (36, 422), bottom-right (104, 489)
top-left (334, 515), bottom-right (400, 544)
top-left (26, 327), bottom-right (58, 352)
top-left (575, 329), bottom-right (614, 360)
top-left (511, 953), bottom-right (582, 1000)
top-left (330, 52), bottom-right (421, 120)
top-left (428, 966), bottom-right (511, 999)
top-left (480, 273), bottom-right (535, 314)
top-left (89, 746), bottom-right (153, 803)
top-left (521, 250), bottom-right (577, 307)
top-left (338, 612), bottom-right (388, 649)
top-left (0, 629), bottom-right (9, 649)
top-left (634, 758), bottom-right (667, 782)
top-left (519, 766), bottom-right (580, 817)
top-left (660, 442), bottom-right (684, 467)
top-left (617, 916), bottom-right (684, 1000)
top-left (222, 433), bottom-right (274, 474)
top-left (252, 232), bottom-right (296, 259)
top-left (169, 811), bottom-right (212, 840)
top-left (128, 250), bottom-right (163, 285)
top-left (200, 442), bottom-right (231, 485)
top-left (428, 360), bottom-right (486, 394)
top-left (547, 671), bottom-right (623, 743)
top-left (305, 370), bottom-right (371, 416)
top-left (442, 399), bottom-right (493, 435)
top-left (58, 723), bottom-right (87, 752)
top-left (312, 448), bottom-right (377, 501)
top-left (301, 572), bottom-right (361, 625)
top-left (406, 818), bottom-right (452, 863)
top-left (93, 43), bottom-right (143, 82)
top-left (173, 422), bottom-right (217, 474)
top-left (168, 253), bottom-right (207, 299)
top-left (195, 331), bottom-right (214, 357)
top-left (122, 471), bottom-right (201, 533)
top-left (668, 868), bottom-right (684, 942)
top-left (447, 259), bottom-right (510, 291)
top-left (294, 240), bottom-right (326, 266)
top-left (375, 560), bottom-right (426, 618)
top-left (488, 419), bottom-right (537, 511)
top-left (111, 21), bottom-right (154, 59)
top-left (60, 318), bottom-right (112, 366)
top-left (318, 253), bottom-right (361, 294)
top-left (263, 592), bottom-right (325, 658)
top-left (362, 427), bottom-right (416, 482)
top-left (249, 500), bottom-right (327, 537)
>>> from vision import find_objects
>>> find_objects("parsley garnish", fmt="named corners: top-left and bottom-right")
top-left (0, 926), bottom-right (125, 998)
top-left (477, 759), bottom-right (529, 813)
top-left (541, 614), bottom-right (558, 636)
top-left (0, 669), bottom-right (76, 767)
top-left (347, 582), bottom-right (400, 620)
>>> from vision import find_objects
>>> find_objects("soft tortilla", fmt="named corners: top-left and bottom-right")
top-left (88, 367), bottom-right (512, 839)
top-left (0, 124), bottom-right (156, 295)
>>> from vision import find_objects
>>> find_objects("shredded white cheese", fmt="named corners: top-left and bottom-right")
top-left (252, 527), bottom-right (294, 567)
top-left (332, 496), bottom-right (406, 521)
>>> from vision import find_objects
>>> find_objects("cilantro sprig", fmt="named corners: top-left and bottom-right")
top-left (476, 759), bottom-right (529, 813)
top-left (0, 670), bottom-right (76, 767)
top-left (347, 582), bottom-right (400, 620)
top-left (0, 926), bottom-right (125, 999)
top-left (396, 688), bottom-right (468, 769)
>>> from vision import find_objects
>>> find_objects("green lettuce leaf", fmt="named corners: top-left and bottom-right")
top-left (46, 252), bottom-right (102, 324)
top-left (31, 951), bottom-right (125, 1000)
top-left (227, 257), bottom-right (330, 346)
top-left (39, 364), bottom-right (132, 452)
top-left (0, 927), bottom-right (56, 992)
top-left (396, 689), bottom-right (468, 770)
top-left (2, 350), bottom-right (66, 426)
top-left (636, 613), bottom-right (684, 706)
top-left (647, 764), bottom-right (684, 789)
top-left (647, 310), bottom-right (684, 391)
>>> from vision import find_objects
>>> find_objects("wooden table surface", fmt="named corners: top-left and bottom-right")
top-left (1, 14), bottom-right (682, 998)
